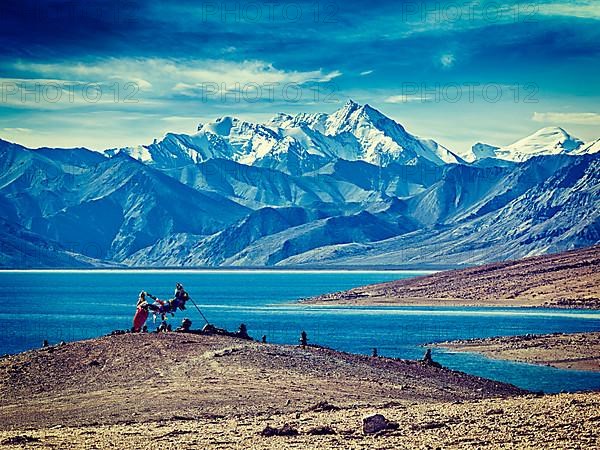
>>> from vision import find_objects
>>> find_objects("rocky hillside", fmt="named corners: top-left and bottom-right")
top-left (0, 333), bottom-right (523, 430)
top-left (305, 245), bottom-right (600, 308)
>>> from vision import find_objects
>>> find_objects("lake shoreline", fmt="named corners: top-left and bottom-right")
top-left (299, 296), bottom-right (600, 309)
top-left (435, 332), bottom-right (600, 373)
top-left (3, 269), bottom-right (599, 392)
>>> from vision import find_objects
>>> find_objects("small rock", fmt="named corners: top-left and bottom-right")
top-left (386, 421), bottom-right (399, 430)
top-left (363, 414), bottom-right (390, 434)
top-left (307, 425), bottom-right (336, 435)
top-left (278, 424), bottom-right (298, 436)
top-left (260, 423), bottom-right (298, 437)
top-left (485, 408), bottom-right (504, 415)
top-left (308, 401), bottom-right (340, 412)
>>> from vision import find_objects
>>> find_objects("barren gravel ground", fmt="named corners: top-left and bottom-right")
top-left (0, 333), bottom-right (598, 448)
top-left (437, 332), bottom-right (600, 372)
top-left (1, 393), bottom-right (598, 449)
top-left (303, 245), bottom-right (600, 309)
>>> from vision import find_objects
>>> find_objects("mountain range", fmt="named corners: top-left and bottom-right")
top-left (1, 100), bottom-right (599, 268)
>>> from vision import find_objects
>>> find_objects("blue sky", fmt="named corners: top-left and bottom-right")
top-left (1, 0), bottom-right (599, 155)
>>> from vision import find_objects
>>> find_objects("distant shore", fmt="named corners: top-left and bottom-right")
top-left (436, 332), bottom-right (600, 372)
top-left (302, 246), bottom-right (600, 309)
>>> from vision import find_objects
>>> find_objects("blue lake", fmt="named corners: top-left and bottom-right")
top-left (2, 270), bottom-right (600, 393)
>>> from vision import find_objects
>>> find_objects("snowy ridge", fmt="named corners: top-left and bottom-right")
top-left (108, 100), bottom-right (463, 173)
top-left (473, 127), bottom-right (585, 162)
top-left (572, 138), bottom-right (600, 156)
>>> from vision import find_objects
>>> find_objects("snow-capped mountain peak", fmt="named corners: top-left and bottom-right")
top-left (104, 103), bottom-right (598, 174)
top-left (269, 113), bottom-right (294, 127)
top-left (470, 142), bottom-right (500, 161)
top-left (2, 112), bottom-right (600, 268)
top-left (325, 100), bottom-right (391, 133)
top-left (266, 100), bottom-right (464, 166)
top-left (319, 101), bottom-right (463, 165)
top-left (108, 100), bottom-right (463, 171)
top-left (200, 116), bottom-right (239, 136)
top-left (491, 127), bottom-right (584, 162)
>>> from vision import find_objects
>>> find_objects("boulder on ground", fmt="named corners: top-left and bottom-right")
top-left (363, 414), bottom-right (397, 434)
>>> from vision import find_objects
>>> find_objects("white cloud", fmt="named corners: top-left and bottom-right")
top-left (176, 61), bottom-right (341, 89)
top-left (12, 58), bottom-right (340, 90)
top-left (385, 94), bottom-right (432, 103)
top-left (2, 127), bottom-right (32, 134)
top-left (360, 70), bottom-right (374, 76)
top-left (108, 76), bottom-right (152, 90)
top-left (532, 112), bottom-right (600, 125)
top-left (538, 1), bottom-right (600, 20)
top-left (5, 58), bottom-right (342, 104)
top-left (161, 116), bottom-right (199, 122)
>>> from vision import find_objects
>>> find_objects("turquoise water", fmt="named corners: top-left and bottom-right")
top-left (3, 270), bottom-right (600, 393)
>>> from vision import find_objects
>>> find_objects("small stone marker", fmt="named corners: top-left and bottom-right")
top-left (299, 331), bottom-right (308, 347)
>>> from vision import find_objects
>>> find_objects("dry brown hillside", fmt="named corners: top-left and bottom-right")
top-left (305, 245), bottom-right (600, 308)
top-left (0, 333), bottom-right (523, 430)
top-left (1, 333), bottom-right (599, 449)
